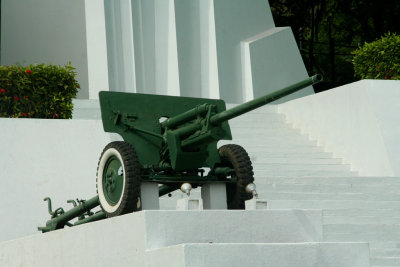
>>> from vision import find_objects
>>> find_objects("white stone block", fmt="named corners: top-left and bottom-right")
top-left (278, 79), bottom-right (400, 176)
top-left (241, 27), bottom-right (313, 103)
top-left (201, 183), bottom-right (227, 209)
top-left (0, 210), bottom-right (369, 267)
top-left (147, 243), bottom-right (370, 267)
top-left (245, 198), bottom-right (268, 210)
top-left (140, 182), bottom-right (159, 210)
top-left (176, 198), bottom-right (203, 210)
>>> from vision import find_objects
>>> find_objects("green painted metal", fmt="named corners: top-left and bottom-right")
top-left (99, 74), bottom-right (322, 174)
top-left (211, 74), bottom-right (323, 124)
top-left (39, 75), bottom-right (322, 232)
top-left (38, 196), bottom-right (100, 233)
top-left (99, 93), bottom-right (231, 171)
top-left (73, 211), bottom-right (106, 226)
top-left (102, 155), bottom-right (124, 205)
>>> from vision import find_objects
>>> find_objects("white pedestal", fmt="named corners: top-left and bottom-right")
top-left (201, 183), bottom-right (227, 209)
top-left (176, 198), bottom-right (203, 210)
top-left (245, 198), bottom-right (268, 210)
top-left (0, 210), bottom-right (370, 267)
top-left (140, 182), bottom-right (159, 210)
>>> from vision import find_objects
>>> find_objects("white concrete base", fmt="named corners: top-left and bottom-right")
top-left (176, 198), bottom-right (203, 211)
top-left (147, 243), bottom-right (370, 267)
top-left (140, 182), bottom-right (160, 210)
top-left (278, 79), bottom-right (400, 176)
top-left (245, 198), bottom-right (268, 210)
top-left (201, 183), bottom-right (227, 209)
top-left (0, 210), bottom-right (370, 267)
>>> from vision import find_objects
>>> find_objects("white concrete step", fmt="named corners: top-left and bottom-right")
top-left (225, 104), bottom-right (278, 113)
top-left (253, 163), bottom-right (351, 171)
top-left (229, 123), bottom-right (298, 131)
top-left (267, 200), bottom-right (400, 210)
top-left (255, 181), bottom-right (400, 192)
top-left (251, 157), bottom-right (343, 164)
top-left (255, 176), bottom-right (400, 185)
top-left (4, 210), bottom-right (373, 267)
top-left (371, 248), bottom-right (400, 257)
top-left (231, 132), bottom-right (316, 143)
top-left (324, 224), bottom-right (400, 242)
top-left (146, 242), bottom-right (370, 267)
top-left (370, 257), bottom-right (400, 267)
top-left (370, 243), bottom-right (400, 267)
top-left (253, 174), bottom-right (400, 267)
top-left (323, 209), bottom-right (400, 217)
top-left (248, 150), bottom-right (335, 158)
top-left (324, 216), bottom-right (400, 224)
top-left (227, 144), bottom-right (326, 153)
top-left (255, 169), bottom-right (358, 177)
top-left (229, 114), bottom-right (287, 124)
top-left (253, 182), bottom-right (400, 194)
top-left (259, 192), bottom-right (400, 202)
top-left (370, 242), bottom-right (400, 250)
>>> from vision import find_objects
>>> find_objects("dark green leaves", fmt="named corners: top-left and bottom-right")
top-left (352, 33), bottom-right (400, 80)
top-left (0, 63), bottom-right (80, 119)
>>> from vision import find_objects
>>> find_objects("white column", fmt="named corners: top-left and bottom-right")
top-left (104, 0), bottom-right (136, 93)
top-left (155, 0), bottom-right (180, 96)
top-left (84, 0), bottom-right (110, 99)
top-left (241, 41), bottom-right (254, 101)
top-left (199, 0), bottom-right (220, 99)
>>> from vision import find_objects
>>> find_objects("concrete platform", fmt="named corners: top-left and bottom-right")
top-left (146, 243), bottom-right (370, 267)
top-left (0, 210), bottom-right (370, 267)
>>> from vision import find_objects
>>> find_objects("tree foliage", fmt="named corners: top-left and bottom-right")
top-left (0, 64), bottom-right (80, 119)
top-left (353, 33), bottom-right (400, 80)
top-left (269, 0), bottom-right (400, 91)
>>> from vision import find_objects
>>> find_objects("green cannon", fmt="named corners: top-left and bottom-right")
top-left (38, 74), bottom-right (322, 232)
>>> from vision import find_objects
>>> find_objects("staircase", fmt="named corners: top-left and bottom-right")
top-left (160, 105), bottom-right (400, 267)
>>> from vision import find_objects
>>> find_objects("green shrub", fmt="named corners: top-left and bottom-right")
top-left (352, 33), bottom-right (400, 80)
top-left (0, 63), bottom-right (80, 119)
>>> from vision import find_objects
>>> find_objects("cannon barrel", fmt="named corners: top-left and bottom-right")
top-left (210, 74), bottom-right (322, 125)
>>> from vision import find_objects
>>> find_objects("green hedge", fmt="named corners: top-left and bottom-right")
top-left (0, 63), bottom-right (80, 119)
top-left (352, 33), bottom-right (400, 80)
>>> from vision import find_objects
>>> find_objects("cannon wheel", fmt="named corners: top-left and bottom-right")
top-left (96, 141), bottom-right (141, 217)
top-left (218, 144), bottom-right (254, 209)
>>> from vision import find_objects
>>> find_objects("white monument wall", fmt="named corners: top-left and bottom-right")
top-left (1, 0), bottom-right (313, 103)
top-left (279, 80), bottom-right (400, 176)
top-left (0, 0), bottom-right (109, 100)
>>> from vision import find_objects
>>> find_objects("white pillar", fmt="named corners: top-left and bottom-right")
top-left (201, 183), bottom-right (227, 209)
top-left (85, 0), bottom-right (110, 99)
top-left (104, 0), bottom-right (136, 93)
top-left (154, 0), bottom-right (180, 96)
top-left (140, 182), bottom-right (159, 210)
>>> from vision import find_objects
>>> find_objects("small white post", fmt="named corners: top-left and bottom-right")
top-left (245, 198), bottom-right (268, 210)
top-left (176, 198), bottom-right (203, 210)
top-left (140, 182), bottom-right (160, 210)
top-left (201, 183), bottom-right (227, 209)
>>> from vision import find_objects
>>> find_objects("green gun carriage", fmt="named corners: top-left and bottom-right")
top-left (39, 74), bottom-right (322, 232)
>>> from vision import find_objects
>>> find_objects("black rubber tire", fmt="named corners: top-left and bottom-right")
top-left (218, 144), bottom-right (254, 209)
top-left (96, 141), bottom-right (141, 217)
